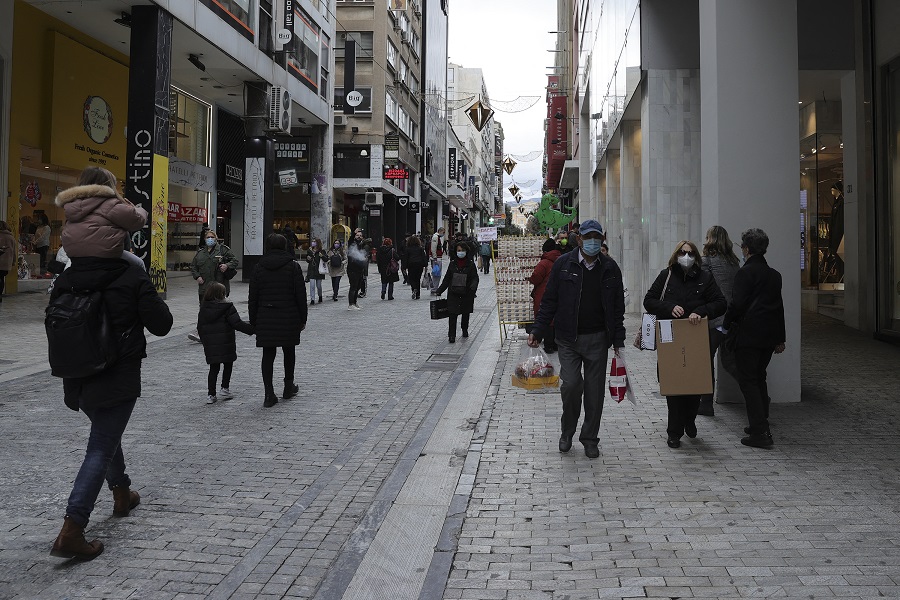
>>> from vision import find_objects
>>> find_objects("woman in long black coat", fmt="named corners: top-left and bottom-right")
top-left (437, 241), bottom-right (479, 343)
top-left (249, 233), bottom-right (308, 407)
top-left (643, 240), bottom-right (726, 449)
top-left (375, 237), bottom-right (400, 300)
top-left (404, 235), bottom-right (428, 300)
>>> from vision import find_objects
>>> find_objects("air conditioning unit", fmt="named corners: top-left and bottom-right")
top-left (268, 86), bottom-right (292, 134)
top-left (393, 72), bottom-right (403, 84)
top-left (411, 142), bottom-right (421, 156)
top-left (400, 31), bottom-right (409, 44)
top-left (334, 114), bottom-right (348, 126)
top-left (364, 191), bottom-right (384, 206)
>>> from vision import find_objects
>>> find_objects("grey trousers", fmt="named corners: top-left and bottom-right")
top-left (557, 331), bottom-right (609, 445)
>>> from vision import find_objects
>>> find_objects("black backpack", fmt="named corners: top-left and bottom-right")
top-left (45, 288), bottom-right (130, 378)
top-left (329, 253), bottom-right (342, 268)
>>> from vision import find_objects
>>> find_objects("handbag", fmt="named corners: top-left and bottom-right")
top-left (430, 298), bottom-right (449, 320)
top-left (450, 272), bottom-right (468, 294)
top-left (317, 257), bottom-right (329, 275)
top-left (634, 269), bottom-right (671, 351)
top-left (608, 354), bottom-right (637, 404)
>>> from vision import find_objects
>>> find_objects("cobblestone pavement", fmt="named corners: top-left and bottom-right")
top-left (2, 265), bottom-right (900, 599)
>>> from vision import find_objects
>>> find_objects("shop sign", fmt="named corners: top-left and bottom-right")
top-left (397, 196), bottom-right (409, 207)
top-left (408, 199), bottom-right (420, 213)
top-left (384, 133), bottom-right (400, 161)
top-left (476, 226), bottom-right (498, 241)
top-left (369, 208), bottom-right (381, 217)
top-left (225, 164), bottom-right (243, 186)
top-left (167, 201), bottom-right (181, 221)
top-left (448, 147), bottom-right (457, 181)
top-left (245, 157), bottom-right (266, 256)
top-left (383, 165), bottom-right (410, 180)
top-left (169, 158), bottom-right (214, 192)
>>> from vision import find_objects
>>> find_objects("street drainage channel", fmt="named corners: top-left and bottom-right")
top-left (418, 353), bottom-right (463, 371)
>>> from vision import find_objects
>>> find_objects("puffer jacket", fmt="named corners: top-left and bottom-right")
top-left (197, 300), bottom-right (255, 364)
top-left (52, 257), bottom-right (173, 411)
top-left (190, 242), bottom-right (238, 299)
top-left (529, 249), bottom-right (561, 317)
top-left (55, 184), bottom-right (147, 259)
top-left (643, 262), bottom-right (727, 322)
top-left (248, 250), bottom-right (308, 347)
top-left (0, 229), bottom-right (16, 271)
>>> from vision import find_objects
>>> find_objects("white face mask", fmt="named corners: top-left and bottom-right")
top-left (677, 254), bottom-right (695, 270)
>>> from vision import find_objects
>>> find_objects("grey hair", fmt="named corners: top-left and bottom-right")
top-left (741, 228), bottom-right (769, 256)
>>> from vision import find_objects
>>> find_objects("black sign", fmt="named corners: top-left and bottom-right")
top-left (409, 199), bottom-right (420, 213)
top-left (448, 147), bottom-right (457, 181)
top-left (385, 132), bottom-right (400, 158)
top-left (284, 0), bottom-right (293, 33)
top-left (217, 108), bottom-right (245, 197)
top-left (397, 195), bottom-right (408, 207)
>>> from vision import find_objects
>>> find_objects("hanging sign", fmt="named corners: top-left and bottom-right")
top-left (346, 90), bottom-right (363, 107)
top-left (397, 195), bottom-right (409, 207)
top-left (384, 132), bottom-right (400, 160)
top-left (408, 199), bottom-right (420, 213)
top-left (448, 147), bottom-right (457, 181)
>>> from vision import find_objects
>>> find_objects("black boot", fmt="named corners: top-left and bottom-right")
top-left (263, 389), bottom-right (278, 407)
top-left (282, 381), bottom-right (299, 399)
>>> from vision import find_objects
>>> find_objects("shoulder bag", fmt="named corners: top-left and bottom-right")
top-left (633, 269), bottom-right (671, 351)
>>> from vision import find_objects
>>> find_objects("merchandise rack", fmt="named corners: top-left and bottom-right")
top-left (493, 236), bottom-right (547, 342)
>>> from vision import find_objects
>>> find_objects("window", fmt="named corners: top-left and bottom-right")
top-left (385, 92), bottom-right (398, 123)
top-left (398, 107), bottom-right (415, 140)
top-left (334, 87), bottom-right (373, 113)
top-left (169, 87), bottom-right (211, 166)
top-left (410, 31), bottom-right (420, 58)
top-left (200, 0), bottom-right (255, 42)
top-left (320, 34), bottom-right (330, 98)
top-left (399, 60), bottom-right (408, 85)
top-left (335, 31), bottom-right (374, 59)
top-left (409, 75), bottom-right (420, 96)
top-left (258, 0), bottom-right (274, 57)
top-left (387, 40), bottom-right (398, 69)
top-left (287, 8), bottom-right (320, 91)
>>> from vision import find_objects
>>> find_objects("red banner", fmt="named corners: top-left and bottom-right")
top-left (167, 202), bottom-right (182, 222)
top-left (167, 202), bottom-right (207, 223)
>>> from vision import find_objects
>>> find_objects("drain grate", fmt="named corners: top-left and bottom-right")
top-left (418, 353), bottom-right (463, 371)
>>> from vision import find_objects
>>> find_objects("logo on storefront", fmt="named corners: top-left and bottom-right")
top-left (83, 96), bottom-right (113, 144)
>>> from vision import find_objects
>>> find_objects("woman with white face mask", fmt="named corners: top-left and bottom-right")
top-left (643, 240), bottom-right (727, 449)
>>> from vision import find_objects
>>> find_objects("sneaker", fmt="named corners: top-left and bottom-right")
top-left (412, 291), bottom-right (416, 299)
top-left (219, 388), bottom-right (234, 400)
top-left (206, 394), bottom-right (217, 404)
top-left (352, 304), bottom-right (362, 310)
top-left (188, 332), bottom-right (201, 343)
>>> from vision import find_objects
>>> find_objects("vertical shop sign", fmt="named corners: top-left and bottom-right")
top-left (448, 147), bottom-right (457, 181)
top-left (125, 6), bottom-right (172, 295)
top-left (245, 157), bottom-right (266, 256)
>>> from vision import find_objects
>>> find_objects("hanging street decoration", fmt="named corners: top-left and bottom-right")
top-left (515, 193), bottom-right (523, 203)
top-left (508, 184), bottom-right (520, 197)
top-left (466, 99), bottom-right (495, 132)
top-left (509, 150), bottom-right (544, 162)
top-left (502, 156), bottom-right (517, 175)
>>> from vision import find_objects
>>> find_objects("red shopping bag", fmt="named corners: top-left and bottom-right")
top-left (608, 354), bottom-right (637, 404)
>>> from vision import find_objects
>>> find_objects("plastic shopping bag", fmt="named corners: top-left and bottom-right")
top-left (608, 353), bottom-right (637, 404)
top-left (512, 346), bottom-right (559, 390)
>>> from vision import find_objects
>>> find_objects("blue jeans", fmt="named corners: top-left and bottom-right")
top-left (66, 400), bottom-right (136, 526)
top-left (381, 281), bottom-right (394, 298)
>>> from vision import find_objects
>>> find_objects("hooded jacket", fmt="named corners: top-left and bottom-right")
top-left (197, 300), bottom-right (255, 364)
top-left (248, 250), bottom-right (308, 347)
top-left (51, 257), bottom-right (173, 411)
top-left (529, 249), bottom-right (562, 317)
top-left (55, 185), bottom-right (147, 259)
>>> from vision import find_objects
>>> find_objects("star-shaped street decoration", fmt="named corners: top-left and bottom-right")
top-left (502, 156), bottom-right (516, 175)
top-left (508, 184), bottom-right (520, 197)
top-left (466, 100), bottom-right (495, 132)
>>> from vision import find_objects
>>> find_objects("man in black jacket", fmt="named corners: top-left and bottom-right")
top-left (527, 219), bottom-right (626, 459)
top-left (723, 228), bottom-right (786, 448)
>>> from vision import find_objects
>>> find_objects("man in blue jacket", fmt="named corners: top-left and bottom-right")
top-left (528, 219), bottom-right (626, 458)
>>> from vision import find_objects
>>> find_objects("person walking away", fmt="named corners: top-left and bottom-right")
top-left (49, 168), bottom-right (173, 558)
top-left (198, 282), bottom-right (255, 404)
top-left (305, 237), bottom-right (328, 305)
top-left (723, 228), bottom-right (786, 448)
top-left (643, 240), bottom-right (726, 449)
top-left (527, 220), bottom-right (625, 459)
top-left (376, 237), bottom-right (400, 300)
top-left (437, 242), bottom-right (479, 343)
top-left (398, 232), bottom-right (411, 284)
top-left (0, 221), bottom-right (17, 302)
top-left (479, 239), bottom-right (493, 274)
top-left (189, 230), bottom-right (238, 341)
top-left (282, 224), bottom-right (299, 252)
top-left (346, 230), bottom-right (370, 309)
top-left (529, 238), bottom-right (562, 353)
top-left (249, 233), bottom-right (308, 407)
top-left (405, 235), bottom-right (428, 299)
top-left (698, 225), bottom-right (741, 416)
top-left (326, 240), bottom-right (347, 301)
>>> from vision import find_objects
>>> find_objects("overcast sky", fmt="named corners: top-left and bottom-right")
top-left (448, 0), bottom-right (556, 205)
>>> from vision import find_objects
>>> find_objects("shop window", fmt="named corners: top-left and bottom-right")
top-left (169, 88), bottom-right (211, 166)
top-left (287, 8), bottom-right (321, 92)
top-left (334, 87), bottom-right (373, 113)
top-left (335, 32), bottom-right (374, 59)
top-left (200, 0), bottom-right (256, 42)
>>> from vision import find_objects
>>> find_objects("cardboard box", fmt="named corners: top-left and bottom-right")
top-left (511, 374), bottom-right (560, 390)
top-left (656, 317), bottom-right (713, 396)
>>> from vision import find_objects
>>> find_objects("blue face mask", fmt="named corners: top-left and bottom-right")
top-left (457, 251), bottom-right (467, 259)
top-left (205, 238), bottom-right (216, 247)
top-left (581, 239), bottom-right (602, 256)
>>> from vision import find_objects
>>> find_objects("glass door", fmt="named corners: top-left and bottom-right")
top-left (882, 59), bottom-right (900, 334)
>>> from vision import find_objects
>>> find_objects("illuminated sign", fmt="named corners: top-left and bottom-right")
top-left (383, 165), bottom-right (411, 180)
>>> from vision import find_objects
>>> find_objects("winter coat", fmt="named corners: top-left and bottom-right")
top-left (52, 257), bottom-right (173, 411)
top-left (532, 251), bottom-right (626, 348)
top-left (723, 254), bottom-right (786, 349)
top-left (437, 257), bottom-right (479, 315)
top-left (190, 242), bottom-right (238, 299)
top-left (55, 184), bottom-right (148, 259)
top-left (248, 250), bottom-right (308, 348)
top-left (529, 249), bottom-right (562, 317)
top-left (702, 254), bottom-right (740, 329)
top-left (346, 238), bottom-right (371, 277)
top-left (430, 233), bottom-right (445, 257)
top-left (197, 300), bottom-right (255, 364)
top-left (327, 248), bottom-right (347, 277)
top-left (0, 229), bottom-right (16, 271)
top-left (376, 246), bottom-right (400, 283)
top-left (305, 247), bottom-right (328, 280)
top-left (405, 245), bottom-right (428, 270)
top-left (643, 262), bottom-right (727, 323)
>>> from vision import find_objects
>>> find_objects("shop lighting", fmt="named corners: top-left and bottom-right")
top-left (840, 142), bottom-right (844, 149)
top-left (188, 54), bottom-right (206, 72)
top-left (798, 101), bottom-right (803, 104)
top-left (821, 145), bottom-right (826, 150)
top-left (812, 148), bottom-right (817, 154)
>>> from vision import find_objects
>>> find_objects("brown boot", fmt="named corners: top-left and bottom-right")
top-left (50, 517), bottom-right (104, 560)
top-left (111, 486), bottom-right (140, 517)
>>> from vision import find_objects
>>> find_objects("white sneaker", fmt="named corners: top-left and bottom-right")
top-left (352, 304), bottom-right (362, 310)
top-left (219, 388), bottom-right (233, 400)
top-left (206, 394), bottom-right (217, 404)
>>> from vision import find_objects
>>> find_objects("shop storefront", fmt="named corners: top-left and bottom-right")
top-left (274, 137), bottom-right (313, 245)
top-left (216, 107), bottom-right (245, 258)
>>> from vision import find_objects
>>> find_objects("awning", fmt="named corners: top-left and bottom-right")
top-left (560, 160), bottom-right (579, 189)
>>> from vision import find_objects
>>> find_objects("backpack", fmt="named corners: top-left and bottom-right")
top-left (45, 288), bottom-right (131, 378)
top-left (330, 253), bottom-right (342, 268)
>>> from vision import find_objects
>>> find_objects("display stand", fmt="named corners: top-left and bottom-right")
top-left (493, 236), bottom-right (546, 343)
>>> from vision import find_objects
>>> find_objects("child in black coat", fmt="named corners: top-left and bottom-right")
top-left (198, 282), bottom-right (255, 403)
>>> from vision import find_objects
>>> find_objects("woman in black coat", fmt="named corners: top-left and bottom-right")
top-left (404, 235), bottom-right (428, 300)
top-left (437, 241), bottom-right (480, 343)
top-left (50, 257), bottom-right (173, 560)
top-left (249, 233), bottom-right (308, 407)
top-left (643, 240), bottom-right (726, 449)
top-left (375, 237), bottom-right (400, 300)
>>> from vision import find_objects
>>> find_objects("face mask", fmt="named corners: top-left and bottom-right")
top-left (677, 254), bottom-right (695, 270)
top-left (559, 239), bottom-right (567, 246)
top-left (334, 243), bottom-right (340, 249)
top-left (205, 238), bottom-right (216, 247)
top-left (311, 242), bottom-right (316, 248)
top-left (581, 239), bottom-right (602, 256)
top-left (457, 251), bottom-right (467, 259)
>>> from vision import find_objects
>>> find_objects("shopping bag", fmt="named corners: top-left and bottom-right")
top-left (512, 346), bottom-right (559, 389)
top-left (430, 298), bottom-right (449, 320)
top-left (634, 313), bottom-right (657, 351)
top-left (422, 270), bottom-right (433, 290)
top-left (608, 353), bottom-right (637, 404)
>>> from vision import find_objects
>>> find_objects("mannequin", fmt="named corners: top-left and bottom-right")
top-left (826, 181), bottom-right (844, 280)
